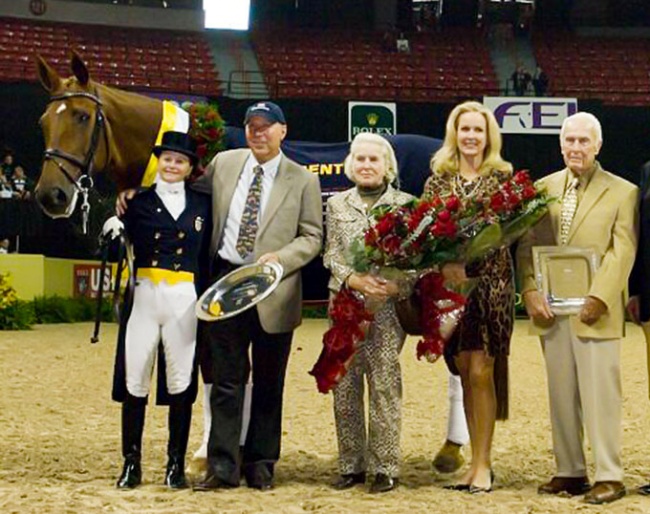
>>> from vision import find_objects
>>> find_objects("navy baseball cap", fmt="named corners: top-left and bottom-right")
top-left (244, 101), bottom-right (286, 125)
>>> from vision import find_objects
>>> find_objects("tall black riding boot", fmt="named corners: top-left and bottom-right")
top-left (165, 392), bottom-right (192, 489)
top-left (116, 394), bottom-right (146, 489)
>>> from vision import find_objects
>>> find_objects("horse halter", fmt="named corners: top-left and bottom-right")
top-left (43, 90), bottom-right (108, 233)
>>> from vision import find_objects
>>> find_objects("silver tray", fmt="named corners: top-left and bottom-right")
top-left (532, 246), bottom-right (600, 315)
top-left (196, 261), bottom-right (284, 321)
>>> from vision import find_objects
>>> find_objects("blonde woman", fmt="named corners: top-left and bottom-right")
top-left (424, 101), bottom-right (515, 493)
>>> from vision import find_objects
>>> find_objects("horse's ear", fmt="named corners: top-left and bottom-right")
top-left (70, 50), bottom-right (90, 86)
top-left (35, 55), bottom-right (61, 93)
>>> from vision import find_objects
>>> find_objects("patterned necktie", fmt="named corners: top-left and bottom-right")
top-left (560, 177), bottom-right (579, 245)
top-left (236, 165), bottom-right (264, 258)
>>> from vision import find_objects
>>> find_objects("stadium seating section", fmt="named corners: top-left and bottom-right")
top-left (534, 32), bottom-right (650, 107)
top-left (1, 16), bottom-right (648, 106)
top-left (253, 28), bottom-right (500, 103)
top-left (0, 17), bottom-right (220, 96)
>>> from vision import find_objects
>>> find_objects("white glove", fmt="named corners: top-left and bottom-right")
top-left (101, 216), bottom-right (124, 240)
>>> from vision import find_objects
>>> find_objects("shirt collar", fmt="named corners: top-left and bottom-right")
top-left (155, 180), bottom-right (185, 195)
top-left (249, 152), bottom-right (282, 179)
top-left (566, 161), bottom-right (598, 191)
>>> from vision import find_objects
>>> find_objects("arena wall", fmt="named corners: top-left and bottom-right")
top-left (0, 1), bottom-right (204, 31)
top-left (1, 254), bottom-right (103, 300)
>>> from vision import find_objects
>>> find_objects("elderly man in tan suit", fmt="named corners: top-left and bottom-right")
top-left (517, 112), bottom-right (638, 505)
top-left (193, 101), bottom-right (323, 491)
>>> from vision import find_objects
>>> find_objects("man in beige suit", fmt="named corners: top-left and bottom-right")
top-left (193, 102), bottom-right (323, 491)
top-left (516, 112), bottom-right (638, 505)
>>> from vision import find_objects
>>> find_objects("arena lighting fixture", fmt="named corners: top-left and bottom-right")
top-left (203, 0), bottom-right (251, 30)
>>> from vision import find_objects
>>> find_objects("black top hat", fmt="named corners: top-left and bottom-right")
top-left (153, 131), bottom-right (198, 165)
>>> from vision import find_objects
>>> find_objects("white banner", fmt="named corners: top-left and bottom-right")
top-left (483, 97), bottom-right (578, 135)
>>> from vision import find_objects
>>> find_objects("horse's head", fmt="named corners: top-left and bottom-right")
top-left (35, 52), bottom-right (109, 218)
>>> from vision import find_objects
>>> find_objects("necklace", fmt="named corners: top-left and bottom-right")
top-left (451, 173), bottom-right (483, 199)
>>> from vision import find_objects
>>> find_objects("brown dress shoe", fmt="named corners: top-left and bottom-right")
top-left (583, 481), bottom-right (626, 504)
top-left (538, 476), bottom-right (591, 496)
top-left (192, 473), bottom-right (238, 491)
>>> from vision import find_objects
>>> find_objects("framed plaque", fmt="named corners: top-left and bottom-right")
top-left (196, 261), bottom-right (283, 322)
top-left (532, 246), bottom-right (600, 315)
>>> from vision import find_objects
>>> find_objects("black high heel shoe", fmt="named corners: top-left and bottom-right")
top-left (444, 483), bottom-right (470, 491)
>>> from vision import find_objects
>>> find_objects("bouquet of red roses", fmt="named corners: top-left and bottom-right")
top-left (309, 171), bottom-right (552, 392)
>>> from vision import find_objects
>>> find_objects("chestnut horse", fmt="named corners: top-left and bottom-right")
top-left (35, 52), bottom-right (163, 219)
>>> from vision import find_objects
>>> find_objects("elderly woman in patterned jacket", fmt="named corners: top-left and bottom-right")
top-left (323, 133), bottom-right (412, 493)
top-left (105, 131), bottom-right (211, 491)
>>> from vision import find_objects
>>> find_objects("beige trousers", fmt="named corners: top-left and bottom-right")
top-left (541, 317), bottom-right (623, 482)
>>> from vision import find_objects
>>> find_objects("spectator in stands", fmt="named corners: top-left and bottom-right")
top-left (424, 101), bottom-right (515, 494)
top-left (381, 29), bottom-right (396, 53)
top-left (1, 152), bottom-right (16, 180)
top-left (11, 166), bottom-right (32, 201)
top-left (324, 133), bottom-right (411, 493)
top-left (396, 32), bottom-right (410, 53)
top-left (0, 238), bottom-right (9, 254)
top-left (533, 66), bottom-right (549, 97)
top-left (511, 65), bottom-right (531, 96)
top-left (0, 173), bottom-right (13, 199)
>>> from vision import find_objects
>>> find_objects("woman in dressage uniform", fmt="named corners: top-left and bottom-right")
top-left (110, 131), bottom-right (211, 490)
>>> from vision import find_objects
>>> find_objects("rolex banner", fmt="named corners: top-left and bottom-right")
top-left (348, 102), bottom-right (397, 141)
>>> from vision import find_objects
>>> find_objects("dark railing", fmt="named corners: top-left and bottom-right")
top-left (227, 70), bottom-right (267, 97)
top-left (227, 69), bottom-right (503, 102)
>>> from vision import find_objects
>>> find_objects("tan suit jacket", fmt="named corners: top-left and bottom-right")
top-left (516, 163), bottom-right (638, 339)
top-left (198, 148), bottom-right (323, 334)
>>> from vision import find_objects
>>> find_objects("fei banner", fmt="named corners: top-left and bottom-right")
top-left (484, 96), bottom-right (578, 135)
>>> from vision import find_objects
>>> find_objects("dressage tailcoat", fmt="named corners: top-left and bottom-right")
top-left (111, 185), bottom-right (212, 404)
top-left (194, 148), bottom-right (323, 333)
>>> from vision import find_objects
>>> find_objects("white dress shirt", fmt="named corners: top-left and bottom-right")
top-left (155, 180), bottom-right (186, 221)
top-left (218, 152), bottom-right (281, 264)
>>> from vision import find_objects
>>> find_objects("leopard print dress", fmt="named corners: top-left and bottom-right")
top-left (423, 171), bottom-right (515, 420)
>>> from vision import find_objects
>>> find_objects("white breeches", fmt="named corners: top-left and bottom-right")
top-left (125, 279), bottom-right (197, 398)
